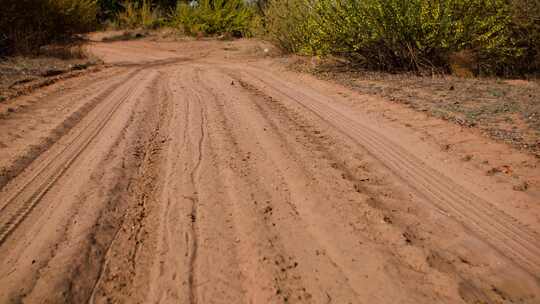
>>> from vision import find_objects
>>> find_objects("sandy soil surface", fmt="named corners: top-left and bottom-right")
top-left (0, 37), bottom-right (539, 303)
top-left (0, 41), bottom-right (103, 102)
top-left (292, 59), bottom-right (540, 157)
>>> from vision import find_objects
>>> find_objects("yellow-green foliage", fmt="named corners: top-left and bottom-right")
top-left (0, 0), bottom-right (98, 54)
top-left (264, 0), bottom-right (323, 54)
top-left (170, 0), bottom-right (255, 37)
top-left (116, 0), bottom-right (164, 29)
top-left (510, 0), bottom-right (540, 74)
top-left (48, 0), bottom-right (98, 30)
top-left (265, 0), bottom-right (537, 75)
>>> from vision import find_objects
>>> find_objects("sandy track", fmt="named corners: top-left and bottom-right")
top-left (0, 69), bottom-right (146, 243)
top-left (0, 39), bottom-right (539, 303)
top-left (234, 67), bottom-right (540, 275)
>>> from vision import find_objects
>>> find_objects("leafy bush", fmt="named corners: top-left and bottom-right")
top-left (0, 0), bottom-right (98, 55)
top-left (264, 0), bottom-right (321, 53)
top-left (170, 0), bottom-right (256, 37)
top-left (509, 0), bottom-right (540, 74)
top-left (98, 0), bottom-right (125, 21)
top-left (265, 0), bottom-right (537, 75)
top-left (115, 0), bottom-right (165, 29)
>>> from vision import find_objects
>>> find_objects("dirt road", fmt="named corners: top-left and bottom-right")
top-left (0, 38), bottom-right (539, 303)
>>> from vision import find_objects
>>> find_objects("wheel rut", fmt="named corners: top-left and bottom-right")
top-left (2, 39), bottom-right (540, 304)
top-left (85, 71), bottom-right (174, 304)
top-left (0, 69), bottom-right (151, 245)
top-left (186, 84), bottom-right (208, 304)
top-left (239, 68), bottom-right (540, 277)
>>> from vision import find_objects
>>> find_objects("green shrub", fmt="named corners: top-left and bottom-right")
top-left (265, 0), bottom-right (536, 75)
top-left (508, 0), bottom-right (540, 74)
top-left (115, 0), bottom-right (165, 29)
top-left (0, 0), bottom-right (98, 55)
top-left (264, 0), bottom-right (321, 53)
top-left (170, 0), bottom-right (256, 37)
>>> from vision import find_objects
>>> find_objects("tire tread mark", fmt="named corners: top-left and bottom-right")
top-left (0, 69), bottom-right (149, 245)
top-left (242, 69), bottom-right (540, 277)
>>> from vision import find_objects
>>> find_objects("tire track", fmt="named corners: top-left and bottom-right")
top-left (0, 68), bottom-right (134, 191)
top-left (239, 68), bottom-right (540, 277)
top-left (0, 68), bottom-right (155, 246)
top-left (185, 79), bottom-right (208, 304)
top-left (87, 73), bottom-right (172, 303)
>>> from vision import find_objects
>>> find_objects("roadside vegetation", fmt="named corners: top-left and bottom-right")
top-left (265, 0), bottom-right (540, 76)
top-left (294, 60), bottom-right (540, 155)
top-left (1, 0), bottom-right (538, 76)
top-left (112, 0), bottom-right (165, 29)
top-left (0, 0), bottom-right (98, 55)
top-left (169, 0), bottom-right (258, 37)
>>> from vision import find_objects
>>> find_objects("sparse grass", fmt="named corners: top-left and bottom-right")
top-left (39, 42), bottom-right (89, 59)
top-left (101, 31), bottom-right (148, 42)
top-left (0, 44), bottom-right (101, 101)
top-left (293, 58), bottom-right (540, 155)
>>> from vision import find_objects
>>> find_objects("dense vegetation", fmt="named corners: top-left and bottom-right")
top-left (265, 0), bottom-right (540, 76)
top-left (114, 0), bottom-right (165, 29)
top-left (0, 0), bottom-right (98, 55)
top-left (170, 0), bottom-right (257, 37)
top-left (1, 0), bottom-right (538, 76)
